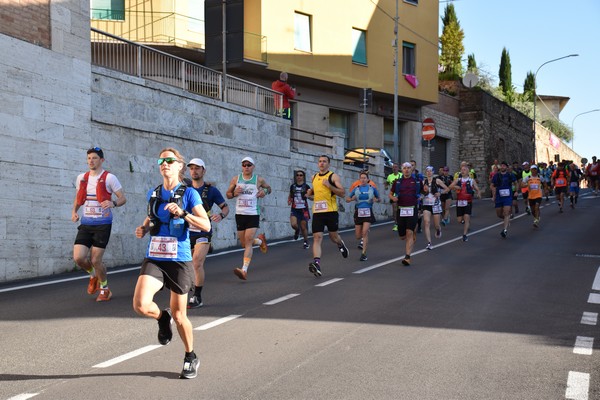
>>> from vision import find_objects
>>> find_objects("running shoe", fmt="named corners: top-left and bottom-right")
top-left (392, 224), bottom-right (398, 231)
top-left (96, 287), bottom-right (112, 302)
top-left (338, 241), bottom-right (349, 258)
top-left (500, 229), bottom-right (507, 239)
top-left (460, 220), bottom-right (465, 225)
top-left (526, 206), bottom-right (531, 215)
top-left (188, 295), bottom-right (203, 309)
top-left (303, 241), bottom-right (310, 250)
top-left (533, 219), bottom-right (539, 228)
top-left (426, 242), bottom-right (433, 250)
top-left (357, 239), bottom-right (364, 250)
top-left (445, 217), bottom-right (451, 225)
top-left (308, 262), bottom-right (322, 277)
top-left (440, 219), bottom-right (446, 227)
top-left (293, 228), bottom-right (299, 241)
top-left (258, 233), bottom-right (268, 253)
top-left (180, 354), bottom-right (200, 379)
top-left (462, 235), bottom-right (468, 242)
top-left (435, 227), bottom-right (442, 239)
top-left (401, 256), bottom-right (411, 266)
top-left (157, 308), bottom-right (173, 345)
top-left (87, 276), bottom-right (99, 295)
top-left (233, 268), bottom-right (247, 280)
top-left (360, 254), bottom-right (368, 261)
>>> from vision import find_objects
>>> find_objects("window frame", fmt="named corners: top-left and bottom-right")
top-left (402, 41), bottom-right (416, 75)
top-left (351, 28), bottom-right (367, 66)
top-left (90, 0), bottom-right (125, 21)
top-left (294, 12), bottom-right (312, 53)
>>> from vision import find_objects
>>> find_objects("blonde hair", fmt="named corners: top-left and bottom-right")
top-left (159, 147), bottom-right (186, 182)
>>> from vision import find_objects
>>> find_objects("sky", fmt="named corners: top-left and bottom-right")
top-left (439, 0), bottom-right (600, 162)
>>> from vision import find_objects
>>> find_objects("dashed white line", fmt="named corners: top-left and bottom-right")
top-left (580, 312), bottom-right (598, 326)
top-left (592, 266), bottom-right (600, 290)
top-left (263, 293), bottom-right (300, 305)
top-left (93, 345), bottom-right (162, 368)
top-left (195, 315), bottom-right (242, 331)
top-left (573, 336), bottom-right (594, 355)
top-left (315, 278), bottom-right (344, 287)
top-left (566, 371), bottom-right (590, 400)
top-left (587, 293), bottom-right (600, 304)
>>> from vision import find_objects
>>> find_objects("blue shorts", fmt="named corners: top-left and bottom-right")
top-left (495, 196), bottom-right (513, 208)
top-left (290, 208), bottom-right (310, 222)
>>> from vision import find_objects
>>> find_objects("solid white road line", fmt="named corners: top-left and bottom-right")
top-left (263, 293), bottom-right (300, 305)
top-left (93, 345), bottom-right (162, 368)
top-left (195, 315), bottom-right (242, 331)
top-left (566, 371), bottom-right (590, 400)
top-left (573, 336), bottom-right (594, 356)
top-left (587, 293), bottom-right (600, 304)
top-left (592, 266), bottom-right (600, 291)
top-left (315, 278), bottom-right (344, 287)
top-left (6, 395), bottom-right (39, 400)
top-left (580, 312), bottom-right (598, 326)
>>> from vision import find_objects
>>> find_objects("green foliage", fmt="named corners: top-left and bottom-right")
top-left (439, 3), bottom-right (465, 79)
top-left (498, 47), bottom-right (514, 101)
top-left (522, 71), bottom-right (535, 102)
top-left (542, 119), bottom-right (573, 141)
top-left (467, 53), bottom-right (477, 72)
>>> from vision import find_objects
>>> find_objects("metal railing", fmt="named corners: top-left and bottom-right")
top-left (91, 28), bottom-right (281, 115)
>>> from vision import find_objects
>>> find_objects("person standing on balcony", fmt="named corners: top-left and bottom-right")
top-left (272, 72), bottom-right (296, 122)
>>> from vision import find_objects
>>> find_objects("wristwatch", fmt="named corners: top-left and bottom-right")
top-left (180, 210), bottom-right (189, 218)
top-left (112, 200), bottom-right (118, 207)
top-left (220, 212), bottom-right (226, 219)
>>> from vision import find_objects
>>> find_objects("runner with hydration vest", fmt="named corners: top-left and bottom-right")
top-left (346, 171), bottom-right (380, 261)
top-left (551, 162), bottom-right (570, 213)
top-left (491, 161), bottom-right (518, 238)
top-left (521, 164), bottom-right (543, 227)
top-left (448, 164), bottom-right (481, 242)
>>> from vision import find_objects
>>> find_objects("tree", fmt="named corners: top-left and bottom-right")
top-left (439, 3), bottom-right (465, 80)
top-left (467, 53), bottom-right (477, 73)
top-left (498, 47), bottom-right (514, 104)
top-left (522, 71), bottom-right (535, 102)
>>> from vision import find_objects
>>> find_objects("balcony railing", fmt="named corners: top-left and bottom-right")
top-left (91, 28), bottom-right (281, 115)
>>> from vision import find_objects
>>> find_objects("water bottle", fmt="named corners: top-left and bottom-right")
top-left (169, 216), bottom-right (185, 238)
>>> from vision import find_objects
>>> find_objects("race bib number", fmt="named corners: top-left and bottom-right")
top-left (314, 201), bottom-right (329, 211)
top-left (238, 198), bottom-right (256, 208)
top-left (556, 178), bottom-right (566, 186)
top-left (358, 208), bottom-right (371, 218)
top-left (457, 199), bottom-right (468, 207)
top-left (570, 182), bottom-right (578, 188)
top-left (84, 205), bottom-right (107, 218)
top-left (149, 236), bottom-right (178, 258)
top-left (432, 202), bottom-right (442, 214)
top-left (499, 189), bottom-right (510, 197)
top-left (294, 194), bottom-right (306, 209)
top-left (592, 171), bottom-right (598, 176)
top-left (399, 207), bottom-right (414, 217)
top-left (529, 184), bottom-right (539, 190)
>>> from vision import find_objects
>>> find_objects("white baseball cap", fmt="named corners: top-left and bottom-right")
top-left (187, 158), bottom-right (206, 168)
top-left (242, 156), bottom-right (255, 165)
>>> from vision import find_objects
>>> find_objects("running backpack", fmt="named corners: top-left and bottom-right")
top-left (147, 183), bottom-right (188, 235)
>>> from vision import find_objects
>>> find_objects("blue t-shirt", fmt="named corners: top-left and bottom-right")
top-left (189, 184), bottom-right (226, 234)
top-left (492, 172), bottom-right (517, 197)
top-left (350, 185), bottom-right (379, 210)
top-left (145, 184), bottom-right (202, 262)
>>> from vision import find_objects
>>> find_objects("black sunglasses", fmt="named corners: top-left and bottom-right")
top-left (242, 163), bottom-right (253, 167)
top-left (157, 157), bottom-right (179, 165)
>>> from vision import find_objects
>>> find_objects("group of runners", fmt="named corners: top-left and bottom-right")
top-left (71, 147), bottom-right (599, 379)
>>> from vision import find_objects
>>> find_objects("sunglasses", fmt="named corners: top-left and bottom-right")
top-left (157, 157), bottom-right (179, 165)
top-left (242, 163), bottom-right (253, 167)
top-left (89, 147), bottom-right (102, 152)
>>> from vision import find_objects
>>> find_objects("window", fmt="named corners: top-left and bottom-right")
top-left (329, 109), bottom-right (352, 149)
top-left (90, 0), bottom-right (125, 20)
top-left (188, 0), bottom-right (205, 33)
top-left (352, 28), bottom-right (367, 65)
top-left (404, 0), bottom-right (418, 5)
top-left (294, 12), bottom-right (312, 52)
top-left (402, 41), bottom-right (415, 75)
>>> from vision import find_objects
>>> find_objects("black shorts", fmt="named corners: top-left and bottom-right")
top-left (422, 205), bottom-right (442, 215)
top-left (190, 230), bottom-right (212, 252)
top-left (396, 206), bottom-right (418, 237)
top-left (528, 198), bottom-right (542, 207)
top-left (440, 193), bottom-right (453, 202)
top-left (353, 209), bottom-right (376, 225)
top-left (140, 258), bottom-right (194, 295)
top-left (290, 208), bottom-right (311, 222)
top-left (554, 186), bottom-right (568, 195)
top-left (74, 224), bottom-right (112, 249)
top-left (235, 214), bottom-right (260, 231)
top-left (456, 203), bottom-right (473, 217)
top-left (312, 212), bottom-right (339, 233)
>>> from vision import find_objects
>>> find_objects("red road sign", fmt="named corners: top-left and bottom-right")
top-left (422, 118), bottom-right (436, 141)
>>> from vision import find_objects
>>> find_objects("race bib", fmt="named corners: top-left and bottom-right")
top-left (149, 236), bottom-right (178, 258)
top-left (314, 200), bottom-right (328, 211)
top-left (238, 198), bottom-right (257, 208)
top-left (556, 178), bottom-right (566, 185)
top-left (499, 188), bottom-right (510, 197)
top-left (457, 199), bottom-right (468, 207)
top-left (432, 202), bottom-right (442, 214)
top-left (294, 194), bottom-right (306, 209)
top-left (592, 171), bottom-right (598, 176)
top-left (399, 207), bottom-right (414, 217)
top-left (358, 208), bottom-right (371, 218)
top-left (84, 205), bottom-right (108, 218)
top-left (529, 184), bottom-right (539, 190)
top-left (570, 182), bottom-right (578, 188)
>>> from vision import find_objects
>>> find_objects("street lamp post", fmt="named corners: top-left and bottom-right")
top-left (532, 54), bottom-right (578, 161)
top-left (571, 109), bottom-right (600, 151)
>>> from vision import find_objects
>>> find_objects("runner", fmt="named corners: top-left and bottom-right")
top-left (448, 164), bottom-right (481, 242)
top-left (306, 155), bottom-right (349, 277)
top-left (385, 162), bottom-right (402, 231)
top-left (347, 170), bottom-right (377, 250)
top-left (539, 162), bottom-right (552, 201)
top-left (585, 156), bottom-right (599, 195)
top-left (389, 162), bottom-right (423, 266)
top-left (288, 170), bottom-right (311, 249)
top-left (72, 147), bottom-right (126, 302)
top-left (568, 162), bottom-right (583, 209)
top-left (438, 166), bottom-right (453, 226)
top-left (422, 166), bottom-right (450, 250)
top-left (133, 147), bottom-right (210, 379)
top-left (226, 156), bottom-right (271, 280)
top-left (186, 158), bottom-right (229, 309)
top-left (346, 171), bottom-right (380, 261)
top-left (520, 162), bottom-right (532, 214)
top-left (491, 161), bottom-right (518, 238)
top-left (551, 162), bottom-right (570, 213)
top-left (521, 164), bottom-right (543, 227)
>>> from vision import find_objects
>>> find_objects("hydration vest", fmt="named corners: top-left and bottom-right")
top-left (76, 170), bottom-right (112, 206)
top-left (147, 183), bottom-right (188, 235)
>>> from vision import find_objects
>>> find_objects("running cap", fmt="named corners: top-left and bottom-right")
top-left (241, 156), bottom-right (255, 165)
top-left (425, 166), bottom-right (434, 171)
top-left (522, 161), bottom-right (530, 166)
top-left (187, 158), bottom-right (206, 168)
top-left (530, 164), bottom-right (538, 169)
top-left (401, 162), bottom-right (412, 168)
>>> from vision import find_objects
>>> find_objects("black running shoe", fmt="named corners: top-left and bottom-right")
top-left (500, 229), bottom-right (507, 239)
top-left (462, 235), bottom-right (468, 242)
top-left (338, 241), bottom-right (349, 258)
top-left (180, 354), bottom-right (199, 379)
top-left (360, 254), bottom-right (368, 261)
top-left (308, 262), bottom-right (322, 277)
top-left (157, 308), bottom-right (173, 345)
top-left (401, 256), bottom-right (411, 266)
top-left (187, 295), bottom-right (203, 309)
top-left (303, 241), bottom-right (310, 250)
top-left (293, 228), bottom-right (299, 241)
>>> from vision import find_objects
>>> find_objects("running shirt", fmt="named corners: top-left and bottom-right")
top-left (290, 183), bottom-right (310, 210)
top-left (392, 175), bottom-right (422, 207)
top-left (312, 171), bottom-right (339, 213)
top-left (569, 168), bottom-right (582, 189)
top-left (586, 162), bottom-right (599, 177)
top-left (189, 184), bottom-right (225, 233)
top-left (521, 170), bottom-right (532, 193)
top-left (350, 184), bottom-right (379, 212)
top-left (552, 169), bottom-right (569, 187)
top-left (145, 185), bottom-right (202, 262)
top-left (75, 170), bottom-right (122, 225)
top-left (492, 172), bottom-right (517, 198)
top-left (524, 175), bottom-right (542, 199)
top-left (422, 177), bottom-right (440, 206)
top-left (386, 172), bottom-right (402, 186)
top-left (235, 174), bottom-right (260, 216)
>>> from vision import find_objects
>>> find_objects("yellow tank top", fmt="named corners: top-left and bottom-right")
top-left (312, 171), bottom-right (338, 213)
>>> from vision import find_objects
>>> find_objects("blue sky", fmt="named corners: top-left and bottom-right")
top-left (439, 0), bottom-right (600, 162)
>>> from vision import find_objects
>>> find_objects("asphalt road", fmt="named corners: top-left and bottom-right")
top-left (1, 191), bottom-right (599, 400)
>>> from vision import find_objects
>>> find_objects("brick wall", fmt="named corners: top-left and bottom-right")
top-left (0, 0), bottom-right (51, 48)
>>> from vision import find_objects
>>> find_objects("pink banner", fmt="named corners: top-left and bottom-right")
top-left (549, 133), bottom-right (560, 149)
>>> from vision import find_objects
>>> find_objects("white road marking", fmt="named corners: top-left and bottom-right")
top-left (592, 266), bottom-right (600, 290)
top-left (573, 336), bottom-right (594, 355)
top-left (6, 395), bottom-right (39, 400)
top-left (263, 293), bottom-right (300, 305)
top-left (587, 293), bottom-right (600, 304)
top-left (195, 315), bottom-right (242, 331)
top-left (92, 345), bottom-right (162, 368)
top-left (566, 371), bottom-right (590, 400)
top-left (580, 312), bottom-right (598, 326)
top-left (315, 278), bottom-right (344, 287)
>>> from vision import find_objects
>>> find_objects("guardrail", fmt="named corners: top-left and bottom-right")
top-left (91, 28), bottom-right (281, 115)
